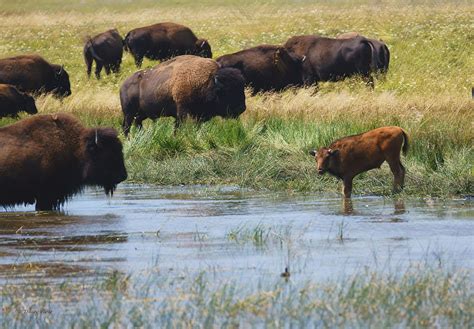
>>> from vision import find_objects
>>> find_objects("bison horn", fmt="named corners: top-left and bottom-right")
top-left (201, 40), bottom-right (206, 48)
top-left (309, 150), bottom-right (317, 157)
top-left (302, 55), bottom-right (306, 62)
top-left (95, 129), bottom-right (98, 145)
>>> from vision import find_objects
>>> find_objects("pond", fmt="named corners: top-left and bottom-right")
top-left (1, 184), bottom-right (472, 285)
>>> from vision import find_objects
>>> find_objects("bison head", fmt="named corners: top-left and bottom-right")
top-left (21, 92), bottom-right (38, 115)
top-left (195, 39), bottom-right (212, 58)
top-left (310, 148), bottom-right (339, 175)
top-left (52, 65), bottom-right (72, 98)
top-left (81, 128), bottom-right (127, 195)
top-left (214, 67), bottom-right (246, 118)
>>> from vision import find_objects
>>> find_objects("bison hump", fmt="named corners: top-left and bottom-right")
top-left (170, 56), bottom-right (218, 102)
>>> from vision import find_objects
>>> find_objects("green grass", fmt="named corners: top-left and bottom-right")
top-left (0, 0), bottom-right (472, 197)
top-left (1, 266), bottom-right (472, 328)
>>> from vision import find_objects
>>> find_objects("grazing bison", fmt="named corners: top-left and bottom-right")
top-left (337, 32), bottom-right (390, 73)
top-left (84, 29), bottom-right (124, 79)
top-left (284, 35), bottom-right (376, 87)
top-left (0, 84), bottom-right (37, 118)
top-left (124, 22), bottom-right (212, 68)
top-left (216, 45), bottom-right (304, 93)
top-left (0, 113), bottom-right (127, 211)
top-left (120, 55), bottom-right (246, 136)
top-left (0, 55), bottom-right (71, 98)
top-left (309, 126), bottom-right (408, 198)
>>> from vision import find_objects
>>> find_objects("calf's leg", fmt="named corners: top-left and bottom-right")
top-left (342, 177), bottom-right (353, 198)
top-left (386, 155), bottom-right (405, 193)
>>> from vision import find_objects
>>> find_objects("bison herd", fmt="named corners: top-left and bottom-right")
top-left (0, 21), bottom-right (407, 211)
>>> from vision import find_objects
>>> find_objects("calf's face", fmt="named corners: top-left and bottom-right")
top-left (82, 128), bottom-right (128, 195)
top-left (310, 147), bottom-right (339, 175)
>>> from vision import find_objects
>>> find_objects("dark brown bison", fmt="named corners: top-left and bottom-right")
top-left (84, 29), bottom-right (124, 79)
top-left (0, 113), bottom-right (127, 211)
top-left (216, 45), bottom-right (304, 93)
top-left (309, 126), bottom-right (409, 198)
top-left (284, 35), bottom-right (376, 87)
top-left (120, 55), bottom-right (246, 136)
top-left (0, 84), bottom-right (37, 118)
top-left (337, 32), bottom-right (390, 73)
top-left (0, 55), bottom-right (71, 98)
top-left (124, 22), bottom-right (212, 68)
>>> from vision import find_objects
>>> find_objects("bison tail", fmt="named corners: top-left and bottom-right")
top-left (401, 128), bottom-right (409, 156)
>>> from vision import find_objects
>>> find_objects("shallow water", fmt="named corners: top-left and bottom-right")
top-left (0, 184), bottom-right (472, 284)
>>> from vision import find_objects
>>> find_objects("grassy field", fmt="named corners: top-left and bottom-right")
top-left (0, 0), bottom-right (472, 196)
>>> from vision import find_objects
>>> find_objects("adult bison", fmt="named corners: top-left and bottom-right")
top-left (309, 126), bottom-right (408, 198)
top-left (284, 35), bottom-right (376, 87)
top-left (0, 113), bottom-right (127, 211)
top-left (124, 22), bottom-right (212, 68)
top-left (216, 45), bottom-right (304, 93)
top-left (337, 32), bottom-right (390, 73)
top-left (0, 84), bottom-right (37, 118)
top-left (84, 29), bottom-right (124, 79)
top-left (120, 55), bottom-right (246, 136)
top-left (0, 55), bottom-right (71, 98)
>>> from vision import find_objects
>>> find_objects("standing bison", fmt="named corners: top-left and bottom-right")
top-left (216, 45), bottom-right (304, 93)
top-left (337, 32), bottom-right (390, 73)
top-left (0, 84), bottom-right (37, 118)
top-left (0, 113), bottom-right (127, 211)
top-left (0, 54), bottom-right (71, 98)
top-left (124, 22), bottom-right (212, 68)
top-left (309, 126), bottom-right (408, 198)
top-left (84, 29), bottom-right (124, 79)
top-left (120, 55), bottom-right (246, 136)
top-left (284, 35), bottom-right (376, 87)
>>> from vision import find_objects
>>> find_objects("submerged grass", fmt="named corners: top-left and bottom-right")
top-left (0, 0), bottom-right (472, 197)
top-left (1, 266), bottom-right (472, 328)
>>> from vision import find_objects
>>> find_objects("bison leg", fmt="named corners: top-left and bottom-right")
top-left (122, 114), bottom-right (135, 137)
top-left (132, 53), bottom-right (144, 68)
top-left (35, 198), bottom-right (54, 211)
top-left (111, 61), bottom-right (121, 73)
top-left (342, 177), bottom-right (353, 198)
top-left (95, 62), bottom-right (103, 79)
top-left (104, 65), bottom-right (111, 76)
top-left (84, 50), bottom-right (93, 78)
top-left (387, 156), bottom-right (405, 193)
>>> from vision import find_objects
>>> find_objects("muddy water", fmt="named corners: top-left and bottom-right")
top-left (0, 184), bottom-right (472, 283)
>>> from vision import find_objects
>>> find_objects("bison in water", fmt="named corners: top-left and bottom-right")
top-left (84, 29), bottom-right (124, 79)
top-left (284, 35), bottom-right (376, 87)
top-left (309, 126), bottom-right (408, 198)
top-left (0, 84), bottom-right (37, 118)
top-left (216, 45), bottom-right (304, 93)
top-left (337, 32), bottom-right (390, 73)
top-left (0, 113), bottom-right (127, 211)
top-left (0, 54), bottom-right (71, 98)
top-left (124, 22), bottom-right (212, 68)
top-left (120, 55), bottom-right (246, 136)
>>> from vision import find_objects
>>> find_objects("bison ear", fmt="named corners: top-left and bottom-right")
top-left (309, 150), bottom-right (317, 157)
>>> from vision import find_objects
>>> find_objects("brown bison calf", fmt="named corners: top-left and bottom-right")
top-left (0, 113), bottom-right (127, 211)
top-left (310, 126), bottom-right (408, 198)
top-left (0, 84), bottom-right (37, 118)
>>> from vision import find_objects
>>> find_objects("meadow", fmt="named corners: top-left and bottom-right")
top-left (0, 0), bottom-right (472, 197)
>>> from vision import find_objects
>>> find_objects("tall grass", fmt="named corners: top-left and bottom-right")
top-left (1, 266), bottom-right (472, 328)
top-left (0, 1), bottom-right (472, 196)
